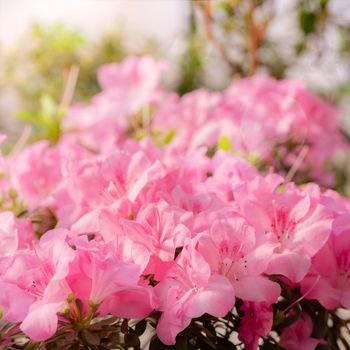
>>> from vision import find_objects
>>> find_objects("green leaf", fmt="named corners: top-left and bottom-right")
top-left (276, 184), bottom-right (286, 193)
top-left (175, 332), bottom-right (188, 350)
top-left (149, 338), bottom-right (165, 350)
top-left (312, 309), bottom-right (328, 339)
top-left (121, 319), bottom-right (129, 334)
top-left (124, 329), bottom-right (140, 349)
top-left (280, 312), bottom-right (300, 329)
top-left (273, 309), bottom-right (285, 327)
top-left (295, 41), bottom-right (306, 55)
top-left (133, 129), bottom-right (148, 141)
top-left (40, 95), bottom-right (57, 117)
top-left (299, 11), bottom-right (317, 35)
top-left (197, 333), bottom-right (216, 348)
top-left (316, 345), bottom-right (329, 350)
top-left (67, 343), bottom-right (80, 350)
top-left (216, 337), bottom-right (237, 349)
top-left (202, 322), bottom-right (216, 339)
top-left (340, 82), bottom-right (350, 96)
top-left (89, 316), bottom-right (119, 330)
top-left (15, 93), bottom-right (64, 143)
top-left (81, 330), bottom-right (100, 346)
top-left (163, 129), bottom-right (176, 144)
top-left (135, 319), bottom-right (147, 336)
top-left (217, 135), bottom-right (233, 152)
top-left (247, 152), bottom-right (260, 165)
top-left (16, 110), bottom-right (36, 123)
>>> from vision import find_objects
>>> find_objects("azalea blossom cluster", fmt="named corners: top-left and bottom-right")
top-left (0, 56), bottom-right (349, 349)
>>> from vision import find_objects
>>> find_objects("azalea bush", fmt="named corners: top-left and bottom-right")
top-left (0, 55), bottom-right (350, 350)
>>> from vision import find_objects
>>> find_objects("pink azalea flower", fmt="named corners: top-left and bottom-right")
top-left (195, 218), bottom-right (281, 304)
top-left (0, 211), bottom-right (20, 257)
top-left (0, 229), bottom-right (75, 341)
top-left (203, 151), bottom-right (258, 203)
top-left (170, 184), bottom-right (235, 233)
top-left (71, 198), bottom-right (134, 241)
top-left (237, 177), bottom-right (332, 282)
top-left (121, 201), bottom-right (192, 279)
top-left (238, 301), bottom-right (273, 350)
top-left (97, 55), bottom-right (167, 115)
top-left (0, 278), bottom-right (36, 322)
top-left (280, 313), bottom-right (322, 350)
top-left (11, 139), bottom-right (86, 210)
top-left (0, 211), bottom-right (34, 258)
top-left (67, 237), bottom-right (154, 319)
top-left (152, 89), bottom-right (220, 154)
top-left (0, 56), bottom-right (347, 348)
top-left (213, 76), bottom-right (344, 184)
top-left (11, 141), bottom-right (62, 209)
top-left (64, 56), bottom-right (167, 154)
top-left (155, 246), bottom-right (235, 345)
top-left (55, 149), bottom-right (166, 226)
top-left (300, 215), bottom-right (350, 309)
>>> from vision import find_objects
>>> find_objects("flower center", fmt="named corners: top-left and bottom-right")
top-left (218, 240), bottom-right (246, 280)
top-left (271, 201), bottom-right (295, 250)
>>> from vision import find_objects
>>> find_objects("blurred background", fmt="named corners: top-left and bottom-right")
top-left (0, 0), bottom-right (350, 144)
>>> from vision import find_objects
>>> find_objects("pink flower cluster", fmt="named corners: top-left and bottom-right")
top-left (0, 56), bottom-right (348, 349)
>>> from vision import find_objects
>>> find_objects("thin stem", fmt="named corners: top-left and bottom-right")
top-left (247, 0), bottom-right (259, 75)
top-left (283, 274), bottom-right (320, 314)
top-left (199, 1), bottom-right (242, 74)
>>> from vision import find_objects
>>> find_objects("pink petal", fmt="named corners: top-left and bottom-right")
top-left (266, 250), bottom-right (310, 283)
top-left (293, 204), bottom-right (331, 257)
top-left (185, 275), bottom-right (235, 318)
top-left (156, 311), bottom-right (191, 346)
top-left (290, 195), bottom-right (310, 222)
top-left (20, 301), bottom-right (63, 341)
top-left (100, 287), bottom-right (154, 318)
top-left (300, 275), bottom-right (340, 309)
top-left (234, 276), bottom-right (280, 304)
top-left (0, 280), bottom-right (35, 322)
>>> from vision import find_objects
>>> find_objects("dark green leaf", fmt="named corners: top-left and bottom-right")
top-left (295, 42), bottom-right (306, 55)
top-left (316, 345), bottom-right (329, 350)
top-left (82, 330), bottom-right (100, 346)
top-left (67, 342), bottom-right (80, 350)
top-left (312, 309), bottom-right (328, 339)
top-left (135, 319), bottom-right (147, 336)
top-left (197, 333), bottom-right (216, 348)
top-left (299, 11), bottom-right (317, 35)
top-left (89, 316), bottom-right (119, 330)
top-left (149, 338), bottom-right (165, 350)
top-left (148, 337), bottom-right (166, 350)
top-left (217, 337), bottom-right (236, 349)
top-left (202, 320), bottom-right (216, 338)
top-left (121, 319), bottom-right (129, 334)
top-left (125, 329), bottom-right (140, 349)
top-left (175, 332), bottom-right (188, 350)
top-left (277, 311), bottom-right (301, 330)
